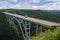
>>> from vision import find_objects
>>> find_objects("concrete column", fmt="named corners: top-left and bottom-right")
top-left (10, 17), bottom-right (14, 27)
top-left (25, 21), bottom-right (31, 40)
top-left (40, 25), bottom-right (42, 33)
top-left (8, 16), bottom-right (12, 27)
top-left (5, 15), bottom-right (9, 21)
top-left (36, 24), bottom-right (39, 35)
top-left (8, 16), bottom-right (14, 27)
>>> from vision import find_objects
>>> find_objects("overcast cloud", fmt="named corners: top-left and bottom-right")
top-left (0, 0), bottom-right (60, 10)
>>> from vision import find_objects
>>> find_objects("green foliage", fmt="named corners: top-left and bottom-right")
top-left (50, 26), bottom-right (57, 32)
top-left (0, 14), bottom-right (22, 40)
top-left (30, 27), bottom-right (60, 40)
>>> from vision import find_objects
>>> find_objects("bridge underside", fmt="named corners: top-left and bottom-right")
top-left (5, 14), bottom-right (50, 40)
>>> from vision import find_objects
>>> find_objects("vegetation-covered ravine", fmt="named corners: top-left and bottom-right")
top-left (0, 9), bottom-right (60, 40)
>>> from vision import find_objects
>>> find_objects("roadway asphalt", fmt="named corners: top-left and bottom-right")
top-left (4, 12), bottom-right (60, 26)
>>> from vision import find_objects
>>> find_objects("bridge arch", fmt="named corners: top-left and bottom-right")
top-left (5, 15), bottom-right (26, 40)
top-left (13, 17), bottom-right (26, 40)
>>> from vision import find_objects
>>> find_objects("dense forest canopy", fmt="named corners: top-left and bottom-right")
top-left (0, 12), bottom-right (23, 40)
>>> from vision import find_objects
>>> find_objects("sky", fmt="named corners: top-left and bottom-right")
top-left (0, 0), bottom-right (60, 10)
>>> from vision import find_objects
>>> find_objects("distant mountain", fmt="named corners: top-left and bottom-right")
top-left (42, 10), bottom-right (60, 14)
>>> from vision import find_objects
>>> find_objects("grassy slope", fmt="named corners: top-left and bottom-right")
top-left (30, 27), bottom-right (60, 40)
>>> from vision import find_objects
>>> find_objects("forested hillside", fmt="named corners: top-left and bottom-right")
top-left (30, 26), bottom-right (60, 40)
top-left (0, 12), bottom-right (23, 40)
top-left (0, 9), bottom-right (60, 40)
top-left (1, 9), bottom-right (60, 23)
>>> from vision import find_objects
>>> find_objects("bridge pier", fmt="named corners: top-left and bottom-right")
top-left (5, 15), bottom-right (14, 27)
top-left (25, 21), bottom-right (31, 40)
top-left (36, 24), bottom-right (39, 35)
top-left (18, 19), bottom-right (31, 40)
top-left (40, 25), bottom-right (43, 33)
top-left (9, 16), bottom-right (14, 27)
top-left (36, 24), bottom-right (43, 36)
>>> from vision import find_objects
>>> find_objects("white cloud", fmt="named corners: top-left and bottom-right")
top-left (6, 2), bottom-right (32, 9)
top-left (31, 6), bottom-right (39, 9)
top-left (42, 0), bottom-right (51, 1)
top-left (0, 6), bottom-right (7, 9)
top-left (29, 0), bottom-right (41, 3)
top-left (0, 1), bottom-right (12, 8)
top-left (7, 0), bottom-right (18, 2)
top-left (0, 1), bottom-right (22, 9)
top-left (44, 0), bottom-right (60, 2)
top-left (39, 2), bottom-right (60, 10)
top-left (0, 0), bottom-right (60, 10)
top-left (0, 1), bottom-right (30, 9)
top-left (52, 0), bottom-right (60, 1)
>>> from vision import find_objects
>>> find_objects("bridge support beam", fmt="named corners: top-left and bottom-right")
top-left (36, 24), bottom-right (43, 36)
top-left (5, 15), bottom-right (14, 27)
top-left (25, 21), bottom-right (31, 40)
top-left (40, 26), bottom-right (43, 33)
top-left (9, 16), bottom-right (14, 27)
top-left (36, 24), bottom-right (39, 35)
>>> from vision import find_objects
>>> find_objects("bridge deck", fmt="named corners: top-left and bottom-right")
top-left (4, 12), bottom-right (60, 26)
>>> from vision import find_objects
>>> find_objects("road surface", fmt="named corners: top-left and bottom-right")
top-left (4, 12), bottom-right (60, 26)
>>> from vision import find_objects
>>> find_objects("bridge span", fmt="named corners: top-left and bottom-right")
top-left (3, 12), bottom-right (60, 40)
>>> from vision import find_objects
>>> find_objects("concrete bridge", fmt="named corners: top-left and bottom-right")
top-left (3, 12), bottom-right (60, 40)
